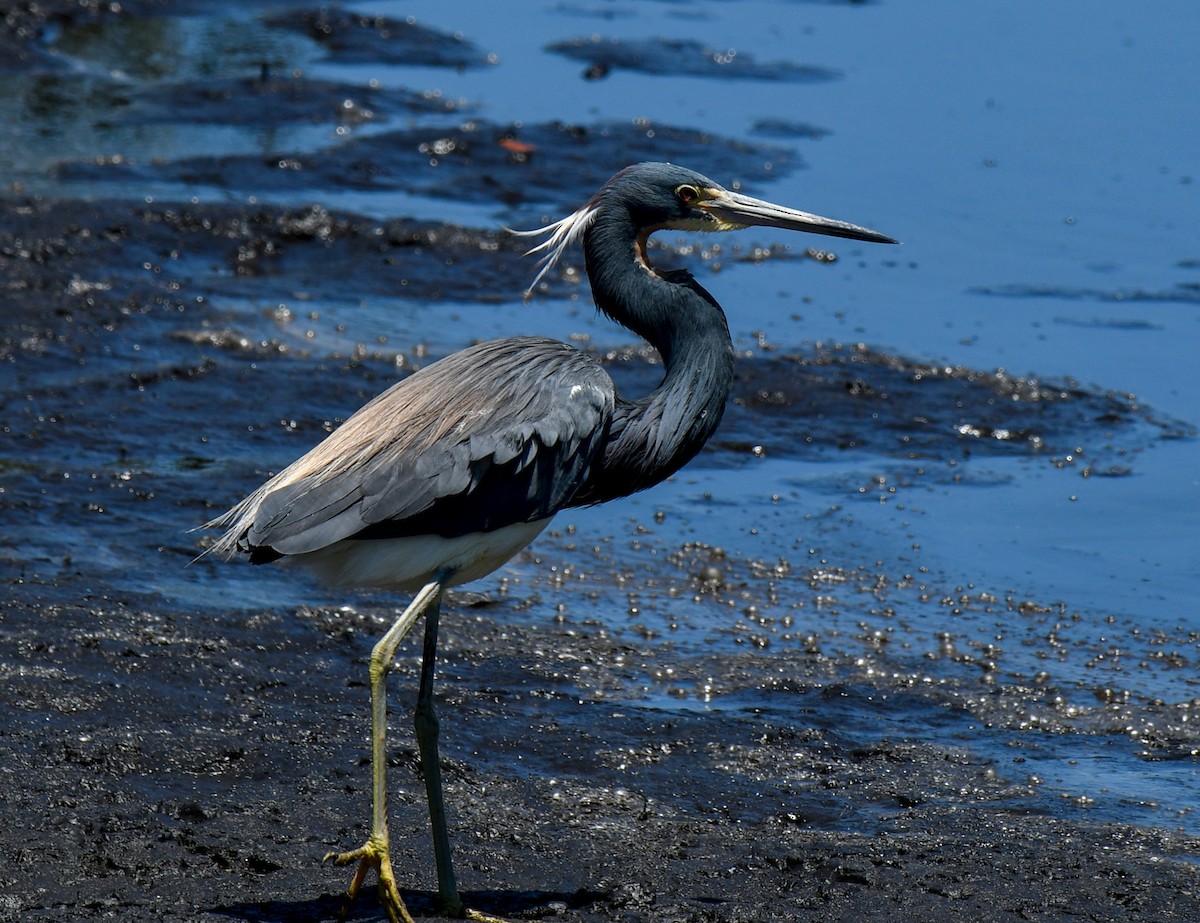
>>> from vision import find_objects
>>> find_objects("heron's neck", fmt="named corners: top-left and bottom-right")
top-left (576, 211), bottom-right (735, 502)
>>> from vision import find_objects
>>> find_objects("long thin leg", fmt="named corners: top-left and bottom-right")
top-left (326, 580), bottom-right (442, 923)
top-left (412, 599), bottom-right (512, 923)
top-left (414, 594), bottom-right (464, 916)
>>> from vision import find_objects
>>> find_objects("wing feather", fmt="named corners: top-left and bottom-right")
top-left (205, 337), bottom-right (614, 559)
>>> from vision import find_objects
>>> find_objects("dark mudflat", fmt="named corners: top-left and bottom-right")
top-left (2, 2), bottom-right (1198, 921)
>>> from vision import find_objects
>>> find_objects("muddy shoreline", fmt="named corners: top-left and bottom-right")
top-left (3, 2), bottom-right (1199, 921)
top-left (6, 584), bottom-right (1200, 922)
top-left (4, 188), bottom-right (1194, 918)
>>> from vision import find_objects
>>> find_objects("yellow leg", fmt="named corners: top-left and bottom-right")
top-left (325, 581), bottom-right (441, 923)
top-left (323, 580), bottom-right (512, 923)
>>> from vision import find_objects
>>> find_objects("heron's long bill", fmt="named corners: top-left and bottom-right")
top-left (700, 190), bottom-right (898, 245)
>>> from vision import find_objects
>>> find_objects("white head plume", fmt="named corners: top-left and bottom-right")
top-left (509, 199), bottom-right (600, 296)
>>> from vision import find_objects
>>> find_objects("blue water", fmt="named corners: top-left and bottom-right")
top-left (326, 0), bottom-right (1200, 684)
top-left (4, 0), bottom-right (1198, 838)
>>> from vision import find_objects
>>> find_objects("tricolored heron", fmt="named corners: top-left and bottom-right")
top-left (204, 162), bottom-right (895, 922)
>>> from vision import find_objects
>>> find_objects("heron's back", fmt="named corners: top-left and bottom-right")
top-left (205, 336), bottom-right (615, 585)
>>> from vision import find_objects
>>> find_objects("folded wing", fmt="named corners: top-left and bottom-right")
top-left (206, 337), bottom-right (614, 560)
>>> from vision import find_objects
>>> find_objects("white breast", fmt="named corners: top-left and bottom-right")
top-left (287, 517), bottom-right (553, 592)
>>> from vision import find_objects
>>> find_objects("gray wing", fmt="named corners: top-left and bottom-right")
top-left (207, 336), bottom-right (614, 558)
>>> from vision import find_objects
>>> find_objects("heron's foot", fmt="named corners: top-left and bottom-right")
top-left (461, 908), bottom-right (514, 923)
top-left (323, 839), bottom-right (511, 922)
top-left (324, 835), bottom-right (415, 923)
top-left (429, 893), bottom-right (515, 923)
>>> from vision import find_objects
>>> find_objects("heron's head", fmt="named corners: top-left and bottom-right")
top-left (600, 162), bottom-right (898, 243)
top-left (516, 161), bottom-right (895, 292)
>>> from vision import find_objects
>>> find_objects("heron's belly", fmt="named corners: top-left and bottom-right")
top-left (288, 517), bottom-right (553, 592)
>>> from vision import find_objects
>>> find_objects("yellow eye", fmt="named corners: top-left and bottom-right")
top-left (675, 184), bottom-right (700, 204)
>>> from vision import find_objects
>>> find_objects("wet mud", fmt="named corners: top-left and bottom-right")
top-left (49, 120), bottom-right (795, 214)
top-left (261, 7), bottom-right (495, 69)
top-left (547, 37), bottom-right (838, 83)
top-left (122, 75), bottom-right (470, 127)
top-left (3, 2), bottom-right (1200, 922)
top-left (6, 591), bottom-right (1200, 922)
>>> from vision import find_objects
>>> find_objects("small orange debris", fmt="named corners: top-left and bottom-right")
top-left (498, 137), bottom-right (536, 154)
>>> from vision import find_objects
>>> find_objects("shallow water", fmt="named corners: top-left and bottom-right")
top-left (2, 0), bottom-right (1198, 858)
